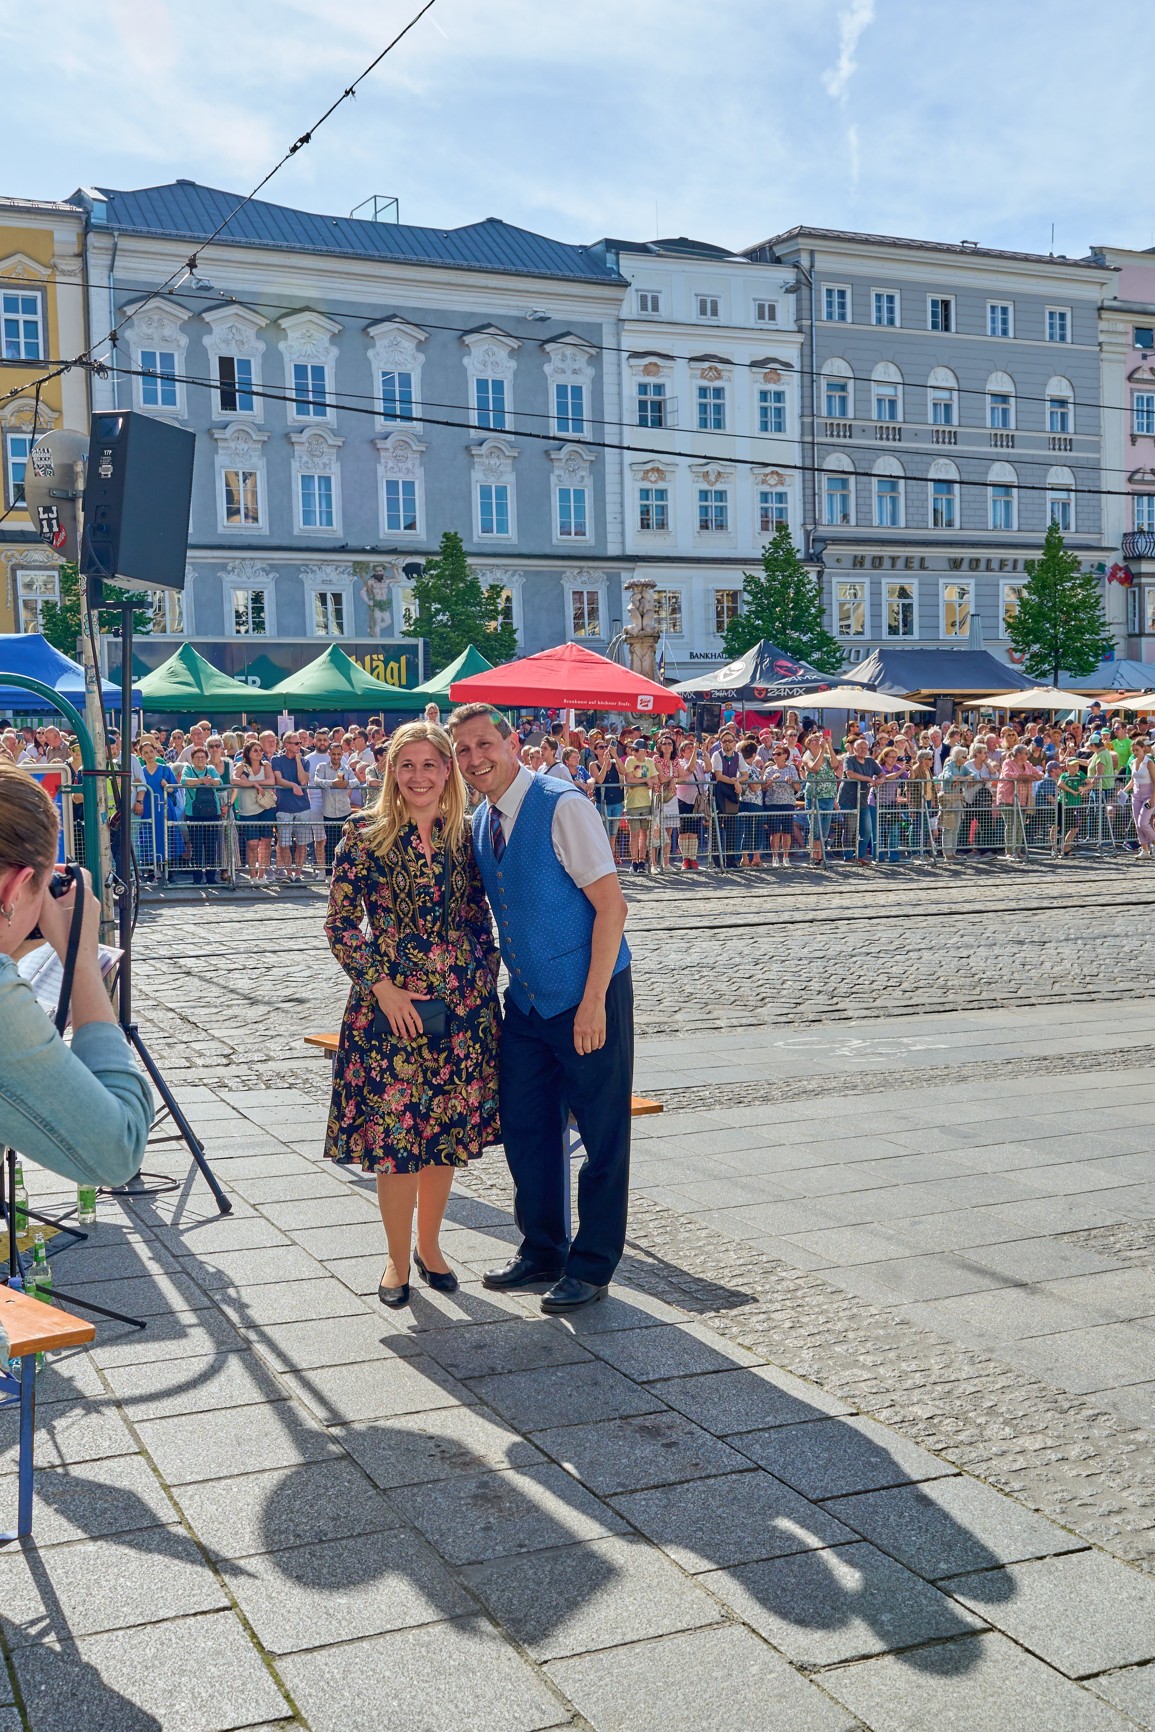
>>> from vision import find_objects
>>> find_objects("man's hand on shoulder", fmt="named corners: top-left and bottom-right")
top-left (574, 991), bottom-right (607, 1055)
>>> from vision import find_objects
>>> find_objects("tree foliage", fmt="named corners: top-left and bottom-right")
top-left (1004, 522), bottom-right (1113, 683)
top-left (723, 524), bottom-right (843, 674)
top-left (405, 531), bottom-right (518, 674)
top-left (39, 561), bottom-right (152, 657)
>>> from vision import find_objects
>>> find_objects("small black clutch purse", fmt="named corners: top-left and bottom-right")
top-left (373, 998), bottom-right (449, 1043)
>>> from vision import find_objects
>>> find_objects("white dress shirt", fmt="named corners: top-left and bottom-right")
top-left (488, 764), bottom-right (617, 889)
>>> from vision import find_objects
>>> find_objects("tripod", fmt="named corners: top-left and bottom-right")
top-left (110, 599), bottom-right (231, 1217)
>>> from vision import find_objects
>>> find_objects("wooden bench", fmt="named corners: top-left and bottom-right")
top-left (304, 1031), bottom-right (664, 1118)
top-left (0, 1284), bottom-right (95, 1541)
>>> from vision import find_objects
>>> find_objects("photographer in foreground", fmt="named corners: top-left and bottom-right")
top-left (0, 766), bottom-right (153, 1185)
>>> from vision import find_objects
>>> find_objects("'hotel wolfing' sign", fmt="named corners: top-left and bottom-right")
top-left (836, 550), bottom-right (1102, 575)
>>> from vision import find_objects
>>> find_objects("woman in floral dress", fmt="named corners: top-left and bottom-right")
top-left (323, 720), bottom-right (500, 1308)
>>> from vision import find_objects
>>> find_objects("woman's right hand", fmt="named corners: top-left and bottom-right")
top-left (371, 977), bottom-right (430, 1040)
top-left (36, 866), bottom-right (101, 970)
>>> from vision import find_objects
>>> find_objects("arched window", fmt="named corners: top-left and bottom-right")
top-left (871, 360), bottom-right (903, 424)
top-left (822, 453), bottom-right (855, 526)
top-left (928, 456), bottom-right (959, 530)
top-left (988, 460), bottom-right (1018, 532)
top-left (820, 357), bottom-right (853, 422)
top-left (926, 366), bottom-right (958, 429)
top-left (1046, 375), bottom-right (1074, 437)
top-left (872, 455), bottom-right (904, 528)
top-left (1047, 463), bottom-right (1075, 533)
top-left (986, 370), bottom-right (1016, 432)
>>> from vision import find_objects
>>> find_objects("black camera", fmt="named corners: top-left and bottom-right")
top-left (47, 863), bottom-right (78, 899)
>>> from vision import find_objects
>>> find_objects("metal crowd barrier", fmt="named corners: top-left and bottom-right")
top-left (593, 771), bottom-right (1146, 872)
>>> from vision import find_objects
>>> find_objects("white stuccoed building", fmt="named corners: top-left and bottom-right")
top-left (588, 236), bottom-right (803, 672)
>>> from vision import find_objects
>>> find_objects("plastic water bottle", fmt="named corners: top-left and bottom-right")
top-left (77, 1184), bottom-right (97, 1226)
top-left (13, 1163), bottom-right (28, 1235)
top-left (30, 1233), bottom-right (52, 1304)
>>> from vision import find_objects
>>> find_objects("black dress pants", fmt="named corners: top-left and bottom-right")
top-left (498, 968), bottom-right (634, 1286)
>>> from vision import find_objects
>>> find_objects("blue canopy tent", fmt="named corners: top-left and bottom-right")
top-left (0, 633), bottom-right (140, 715)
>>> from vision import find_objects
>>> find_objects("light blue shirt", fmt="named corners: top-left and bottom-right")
top-left (0, 955), bottom-right (153, 1185)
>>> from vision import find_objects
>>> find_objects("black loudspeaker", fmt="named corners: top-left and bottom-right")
top-left (81, 410), bottom-right (196, 592)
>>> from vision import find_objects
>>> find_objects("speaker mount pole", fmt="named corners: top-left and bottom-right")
top-left (113, 601), bottom-right (232, 1217)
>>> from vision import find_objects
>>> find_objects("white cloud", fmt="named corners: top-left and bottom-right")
top-left (822, 0), bottom-right (876, 102)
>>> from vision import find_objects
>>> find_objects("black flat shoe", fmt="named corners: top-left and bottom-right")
top-left (540, 1276), bottom-right (609, 1313)
top-left (482, 1254), bottom-right (564, 1291)
top-left (378, 1280), bottom-right (410, 1309)
top-left (414, 1248), bottom-right (459, 1294)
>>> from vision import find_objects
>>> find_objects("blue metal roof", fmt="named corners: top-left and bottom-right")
top-left (94, 181), bottom-right (626, 287)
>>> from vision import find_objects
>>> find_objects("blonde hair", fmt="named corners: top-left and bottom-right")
top-left (361, 721), bottom-right (467, 860)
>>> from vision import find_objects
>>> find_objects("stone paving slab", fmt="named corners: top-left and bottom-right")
top-left (830, 1476), bottom-right (1087, 1580)
top-left (276, 1619), bottom-right (569, 1732)
top-left (391, 1462), bottom-right (629, 1565)
top-left (947, 1549), bottom-right (1155, 1678)
top-left (10, 1612), bottom-right (290, 1732)
top-left (468, 1356), bottom-right (666, 1432)
top-left (609, 1468), bottom-right (856, 1571)
top-left (460, 1533), bottom-right (722, 1661)
top-left (733, 1414), bottom-right (959, 1501)
top-left (547, 1623), bottom-right (861, 1732)
top-left (701, 1540), bottom-right (984, 1667)
top-left (531, 1409), bottom-right (753, 1496)
top-left (167, 1459), bottom-right (401, 1560)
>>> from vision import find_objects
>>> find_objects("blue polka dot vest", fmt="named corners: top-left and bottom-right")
top-left (473, 772), bottom-right (631, 1018)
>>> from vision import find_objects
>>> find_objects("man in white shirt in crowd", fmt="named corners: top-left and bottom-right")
top-left (540, 736), bottom-right (575, 783)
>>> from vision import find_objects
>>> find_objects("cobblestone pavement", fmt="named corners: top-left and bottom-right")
top-left (133, 854), bottom-right (1155, 1091)
top-left (5, 871), bottom-right (1155, 1727)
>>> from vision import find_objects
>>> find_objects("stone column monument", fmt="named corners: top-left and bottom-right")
top-left (623, 576), bottom-right (660, 681)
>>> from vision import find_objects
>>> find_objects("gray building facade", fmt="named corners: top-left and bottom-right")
top-left (74, 181), bottom-right (628, 682)
top-left (745, 227), bottom-right (1115, 669)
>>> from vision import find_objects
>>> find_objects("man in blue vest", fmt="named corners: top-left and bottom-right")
top-left (449, 703), bottom-right (632, 1313)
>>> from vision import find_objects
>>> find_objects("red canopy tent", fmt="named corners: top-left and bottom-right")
top-left (448, 641), bottom-right (683, 714)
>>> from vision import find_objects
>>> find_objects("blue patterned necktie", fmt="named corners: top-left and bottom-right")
top-left (488, 801), bottom-right (506, 862)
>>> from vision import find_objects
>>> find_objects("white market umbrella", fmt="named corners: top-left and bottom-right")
top-left (1103, 690), bottom-right (1155, 711)
top-left (981, 687), bottom-right (1098, 710)
top-left (808, 685), bottom-right (927, 713)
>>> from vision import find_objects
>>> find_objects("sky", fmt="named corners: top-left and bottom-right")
top-left (4, 0), bottom-right (1151, 259)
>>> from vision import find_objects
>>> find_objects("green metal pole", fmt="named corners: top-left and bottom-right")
top-left (1, 674), bottom-right (104, 901)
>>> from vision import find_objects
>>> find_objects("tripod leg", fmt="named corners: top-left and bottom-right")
top-left (125, 1026), bottom-right (232, 1216)
top-left (46, 1285), bottom-right (147, 1329)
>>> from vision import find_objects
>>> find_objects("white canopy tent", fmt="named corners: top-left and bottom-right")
top-left (806, 686), bottom-right (927, 714)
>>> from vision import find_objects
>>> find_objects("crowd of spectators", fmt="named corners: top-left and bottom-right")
top-left (2, 693), bottom-right (1152, 882)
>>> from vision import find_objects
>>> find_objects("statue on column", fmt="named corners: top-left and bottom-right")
top-left (624, 576), bottom-right (660, 681)
top-left (357, 560), bottom-right (401, 639)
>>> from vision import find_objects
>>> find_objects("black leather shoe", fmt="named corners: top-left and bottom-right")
top-left (378, 1280), bottom-right (410, 1309)
top-left (482, 1255), bottom-right (564, 1291)
top-left (540, 1276), bottom-right (609, 1313)
top-left (413, 1248), bottom-right (459, 1294)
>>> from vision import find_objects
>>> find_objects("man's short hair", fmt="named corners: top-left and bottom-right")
top-left (447, 702), bottom-right (514, 739)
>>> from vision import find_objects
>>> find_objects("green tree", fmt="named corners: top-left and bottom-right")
top-left (723, 523), bottom-right (843, 674)
top-left (405, 530), bottom-right (518, 673)
top-left (39, 561), bottom-right (152, 657)
top-left (1005, 521), bottom-right (1113, 684)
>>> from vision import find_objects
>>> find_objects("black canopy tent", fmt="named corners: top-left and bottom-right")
top-left (843, 648), bottom-right (1035, 700)
top-left (673, 640), bottom-right (836, 705)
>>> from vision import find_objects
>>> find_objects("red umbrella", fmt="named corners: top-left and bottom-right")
top-left (448, 641), bottom-right (683, 714)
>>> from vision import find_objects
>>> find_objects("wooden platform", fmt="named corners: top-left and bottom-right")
top-left (304, 1031), bottom-right (663, 1117)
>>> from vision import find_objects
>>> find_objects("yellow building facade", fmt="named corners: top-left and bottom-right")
top-left (0, 195), bottom-right (88, 634)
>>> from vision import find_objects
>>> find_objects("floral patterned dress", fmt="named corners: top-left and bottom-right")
top-left (323, 814), bottom-right (500, 1173)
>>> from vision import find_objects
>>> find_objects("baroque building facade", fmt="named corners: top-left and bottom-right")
top-left (744, 227), bottom-right (1115, 666)
top-left (0, 195), bottom-right (88, 636)
top-left (589, 236), bottom-right (802, 672)
top-left (72, 180), bottom-right (628, 683)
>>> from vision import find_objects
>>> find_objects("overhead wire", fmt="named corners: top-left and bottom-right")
top-left (1, 266), bottom-right (1152, 422)
top-left (98, 355), bottom-right (1150, 503)
top-left (0, 0), bottom-right (439, 412)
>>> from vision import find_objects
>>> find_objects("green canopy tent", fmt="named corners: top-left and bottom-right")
top-left (266, 644), bottom-right (419, 713)
top-left (410, 644), bottom-right (495, 704)
top-left (137, 643), bottom-right (285, 714)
